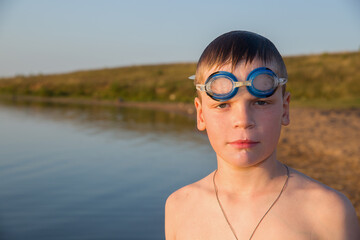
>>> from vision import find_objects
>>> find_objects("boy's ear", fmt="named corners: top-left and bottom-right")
top-left (281, 92), bottom-right (291, 126)
top-left (194, 97), bottom-right (206, 131)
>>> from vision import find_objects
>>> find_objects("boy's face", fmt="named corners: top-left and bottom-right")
top-left (194, 60), bottom-right (290, 168)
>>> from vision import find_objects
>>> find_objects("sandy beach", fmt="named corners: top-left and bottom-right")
top-left (278, 107), bottom-right (360, 218)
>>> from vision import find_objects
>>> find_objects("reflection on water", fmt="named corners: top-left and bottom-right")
top-left (0, 99), bottom-right (216, 240)
top-left (0, 99), bottom-right (198, 138)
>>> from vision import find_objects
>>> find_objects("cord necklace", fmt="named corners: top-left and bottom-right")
top-left (213, 165), bottom-right (289, 240)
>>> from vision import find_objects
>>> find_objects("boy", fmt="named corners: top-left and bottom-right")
top-left (165, 31), bottom-right (360, 239)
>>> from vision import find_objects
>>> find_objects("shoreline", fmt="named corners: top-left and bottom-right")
top-left (0, 95), bottom-right (196, 118)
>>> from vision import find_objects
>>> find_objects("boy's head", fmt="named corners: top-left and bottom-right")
top-left (193, 31), bottom-right (290, 167)
top-left (194, 31), bottom-right (287, 100)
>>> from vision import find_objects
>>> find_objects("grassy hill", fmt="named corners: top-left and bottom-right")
top-left (0, 52), bottom-right (359, 108)
top-left (284, 52), bottom-right (360, 108)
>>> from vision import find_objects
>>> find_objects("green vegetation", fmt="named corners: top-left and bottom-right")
top-left (0, 64), bottom-right (197, 103)
top-left (284, 52), bottom-right (360, 108)
top-left (0, 52), bottom-right (359, 108)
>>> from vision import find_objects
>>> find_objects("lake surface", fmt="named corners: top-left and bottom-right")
top-left (0, 99), bottom-right (217, 240)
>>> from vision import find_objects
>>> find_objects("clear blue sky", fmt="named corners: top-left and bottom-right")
top-left (0, 0), bottom-right (359, 77)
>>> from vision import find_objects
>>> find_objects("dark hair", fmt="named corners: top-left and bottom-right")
top-left (195, 31), bottom-right (287, 93)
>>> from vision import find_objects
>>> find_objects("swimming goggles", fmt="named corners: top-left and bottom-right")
top-left (191, 67), bottom-right (287, 101)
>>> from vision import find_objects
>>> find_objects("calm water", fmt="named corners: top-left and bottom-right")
top-left (0, 99), bottom-right (217, 240)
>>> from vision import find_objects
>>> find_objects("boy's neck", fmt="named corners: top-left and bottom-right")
top-left (215, 155), bottom-right (286, 197)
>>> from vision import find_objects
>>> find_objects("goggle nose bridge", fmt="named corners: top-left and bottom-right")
top-left (233, 80), bottom-right (252, 88)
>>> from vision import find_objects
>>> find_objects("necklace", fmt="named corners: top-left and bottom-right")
top-left (213, 165), bottom-right (289, 240)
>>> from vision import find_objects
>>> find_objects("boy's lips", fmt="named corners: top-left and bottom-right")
top-left (228, 139), bottom-right (259, 149)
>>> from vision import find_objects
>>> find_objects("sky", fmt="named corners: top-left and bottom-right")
top-left (0, 0), bottom-right (359, 77)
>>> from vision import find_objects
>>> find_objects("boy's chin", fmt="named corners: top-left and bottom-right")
top-left (219, 152), bottom-right (276, 168)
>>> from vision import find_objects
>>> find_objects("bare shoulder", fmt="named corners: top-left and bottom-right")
top-left (166, 172), bottom-right (213, 209)
top-left (288, 168), bottom-right (355, 213)
top-left (288, 167), bottom-right (360, 239)
top-left (165, 172), bottom-right (214, 239)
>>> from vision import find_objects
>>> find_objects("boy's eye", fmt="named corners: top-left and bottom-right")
top-left (255, 100), bottom-right (268, 106)
top-left (216, 103), bottom-right (229, 109)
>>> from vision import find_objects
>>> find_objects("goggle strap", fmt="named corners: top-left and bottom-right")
top-left (196, 84), bottom-right (206, 91)
top-left (278, 78), bottom-right (288, 85)
top-left (188, 75), bottom-right (196, 80)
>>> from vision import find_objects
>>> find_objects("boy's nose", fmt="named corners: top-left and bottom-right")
top-left (231, 103), bottom-right (255, 129)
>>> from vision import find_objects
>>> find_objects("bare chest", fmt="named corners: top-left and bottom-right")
top-left (175, 201), bottom-right (313, 240)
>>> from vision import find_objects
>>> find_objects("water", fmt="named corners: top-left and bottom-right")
top-left (0, 99), bottom-right (217, 240)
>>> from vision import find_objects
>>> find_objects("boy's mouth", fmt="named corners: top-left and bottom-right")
top-left (228, 139), bottom-right (259, 149)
